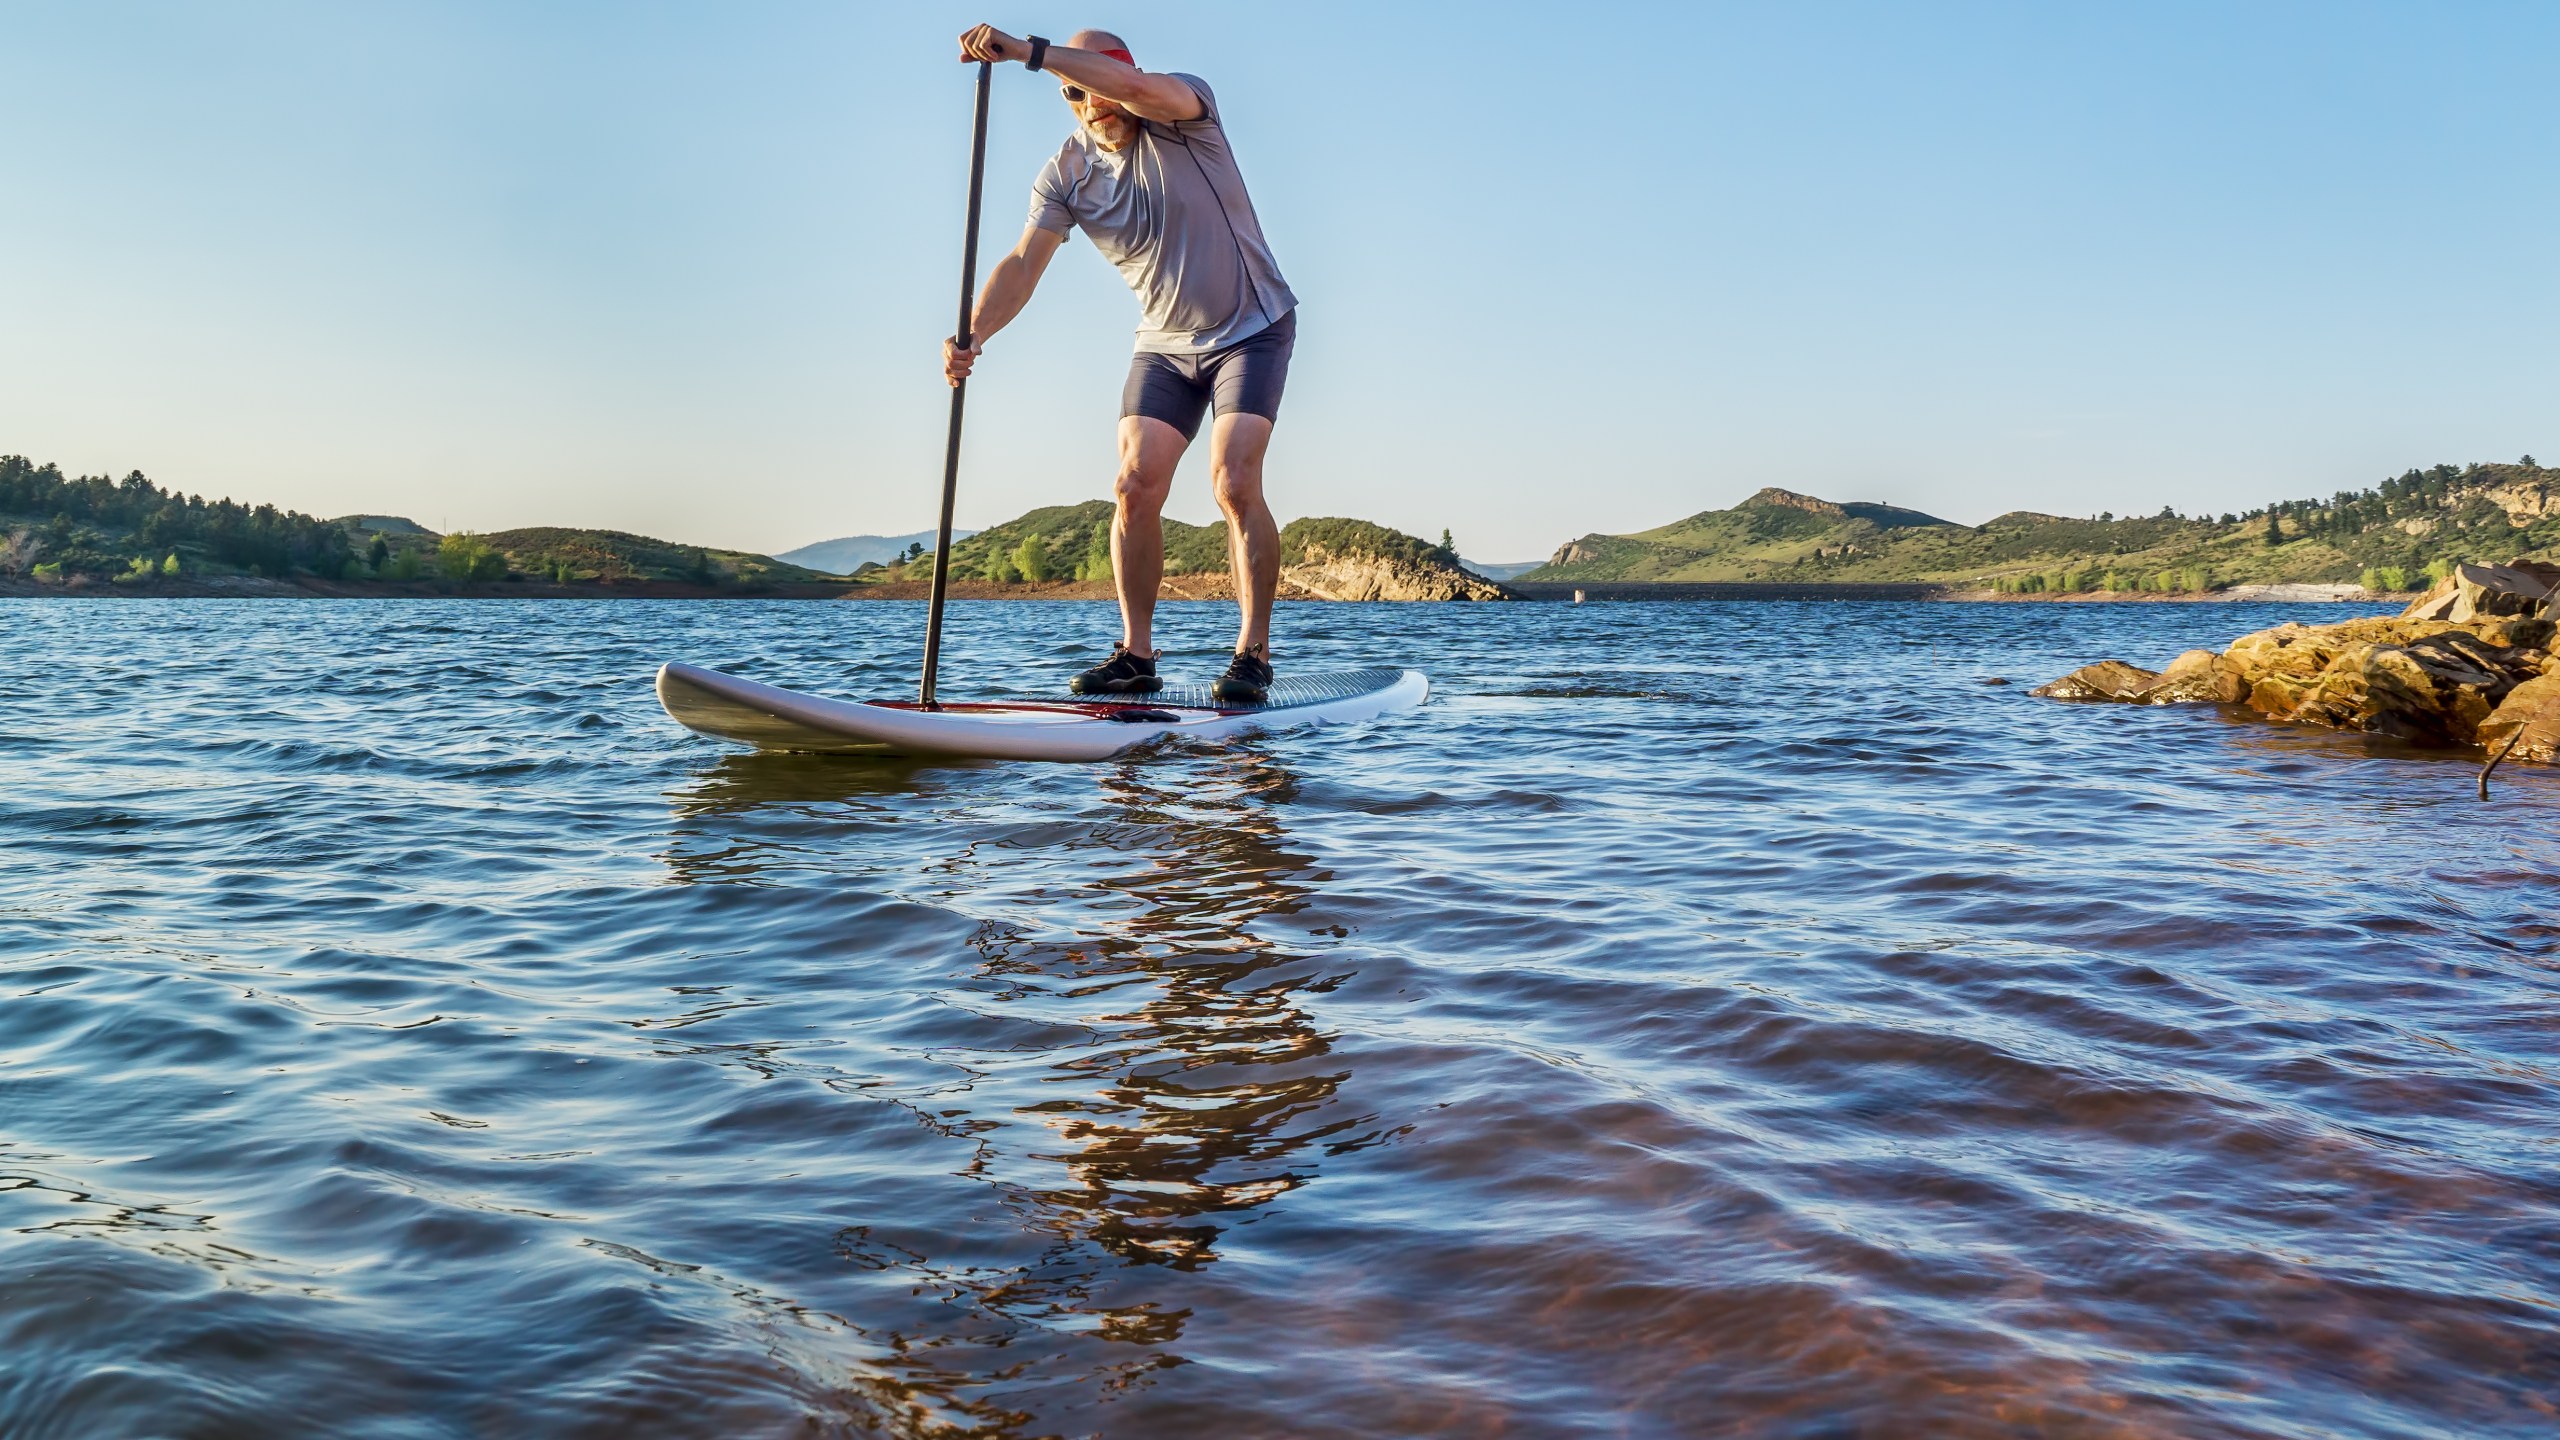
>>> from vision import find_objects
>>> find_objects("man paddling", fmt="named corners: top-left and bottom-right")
top-left (945, 25), bottom-right (1297, 703)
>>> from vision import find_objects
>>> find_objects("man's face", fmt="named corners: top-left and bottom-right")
top-left (1065, 85), bottom-right (1138, 151)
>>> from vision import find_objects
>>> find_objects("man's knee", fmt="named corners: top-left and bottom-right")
top-left (1210, 460), bottom-right (1265, 517)
top-left (1115, 464), bottom-right (1171, 515)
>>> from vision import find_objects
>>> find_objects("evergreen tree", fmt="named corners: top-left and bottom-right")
top-left (2265, 509), bottom-right (2285, 547)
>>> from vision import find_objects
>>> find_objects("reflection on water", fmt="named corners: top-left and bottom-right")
top-left (660, 748), bottom-right (1370, 1429)
top-left (5, 597), bottom-right (2558, 1438)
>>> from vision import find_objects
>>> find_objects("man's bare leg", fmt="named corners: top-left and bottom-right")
top-left (1111, 416), bottom-right (1189, 655)
top-left (1209, 412), bottom-right (1280, 657)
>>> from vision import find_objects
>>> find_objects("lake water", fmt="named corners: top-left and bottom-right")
top-left (5, 597), bottom-right (2557, 1439)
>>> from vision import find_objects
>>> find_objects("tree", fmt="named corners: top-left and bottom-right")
top-left (0, 527), bottom-right (36, 577)
top-left (2265, 509), bottom-right (2284, 547)
top-left (1440, 528), bottom-right (1454, 552)
top-left (903, 541), bottom-right (925, 562)
top-left (1012, 535), bottom-right (1049, 582)
top-left (161, 552), bottom-right (180, 577)
top-left (367, 535), bottom-right (390, 570)
top-left (439, 532), bottom-right (507, 582)
top-left (1075, 523), bottom-right (1111, 582)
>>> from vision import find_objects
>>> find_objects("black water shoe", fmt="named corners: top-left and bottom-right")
top-left (1069, 644), bottom-right (1162, 695)
top-left (1213, 649), bottom-right (1274, 705)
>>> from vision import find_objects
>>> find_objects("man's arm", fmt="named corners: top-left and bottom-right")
top-left (957, 25), bottom-right (1204, 122)
top-left (943, 223), bottom-right (1064, 385)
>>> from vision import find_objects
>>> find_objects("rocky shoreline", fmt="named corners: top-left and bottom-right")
top-left (2036, 560), bottom-right (2560, 769)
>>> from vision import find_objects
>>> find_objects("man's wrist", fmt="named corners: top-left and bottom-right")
top-left (1024, 35), bottom-right (1049, 71)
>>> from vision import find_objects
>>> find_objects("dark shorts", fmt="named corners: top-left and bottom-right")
top-left (1120, 309), bottom-right (1296, 441)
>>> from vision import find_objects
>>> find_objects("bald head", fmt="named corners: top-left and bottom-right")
top-left (1066, 29), bottom-right (1132, 61)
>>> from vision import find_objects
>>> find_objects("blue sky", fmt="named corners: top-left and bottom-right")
top-left (3, 2), bottom-right (2552, 560)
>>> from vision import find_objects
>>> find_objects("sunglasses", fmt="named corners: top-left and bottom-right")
top-left (1060, 84), bottom-right (1093, 103)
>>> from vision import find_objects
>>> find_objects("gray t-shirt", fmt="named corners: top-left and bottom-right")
top-left (1030, 74), bottom-right (1297, 354)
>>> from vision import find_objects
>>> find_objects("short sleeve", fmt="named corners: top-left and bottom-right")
top-left (1167, 73), bottom-right (1218, 128)
top-left (1029, 153), bottom-right (1075, 234)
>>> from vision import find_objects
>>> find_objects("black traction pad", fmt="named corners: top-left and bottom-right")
top-left (1016, 666), bottom-right (1409, 714)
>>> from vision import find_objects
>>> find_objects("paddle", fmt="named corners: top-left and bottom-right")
top-left (919, 59), bottom-right (993, 709)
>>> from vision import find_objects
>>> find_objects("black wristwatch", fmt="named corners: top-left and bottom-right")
top-left (1025, 35), bottom-right (1050, 71)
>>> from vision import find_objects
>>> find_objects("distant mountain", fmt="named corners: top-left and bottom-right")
top-left (1523, 466), bottom-right (2560, 592)
top-left (777, 529), bottom-right (974, 574)
top-left (1459, 558), bottom-right (1545, 582)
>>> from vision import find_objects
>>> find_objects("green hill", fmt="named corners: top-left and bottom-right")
top-left (0, 454), bottom-right (830, 587)
top-left (478, 527), bottom-right (834, 585)
top-left (865, 502), bottom-right (1466, 585)
top-left (1525, 463), bottom-right (2560, 593)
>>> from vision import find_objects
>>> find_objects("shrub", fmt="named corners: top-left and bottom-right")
top-left (389, 548), bottom-right (423, 581)
top-left (32, 562), bottom-right (63, 583)
top-left (1012, 535), bottom-right (1049, 583)
top-left (2181, 567), bottom-right (2207, 593)
top-left (439, 532), bottom-right (486, 580)
top-left (162, 552), bottom-right (181, 577)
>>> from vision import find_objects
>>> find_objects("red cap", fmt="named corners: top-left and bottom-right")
top-left (1096, 46), bottom-right (1134, 65)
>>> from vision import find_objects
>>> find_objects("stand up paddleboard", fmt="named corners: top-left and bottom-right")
top-left (657, 64), bottom-right (1426, 764)
top-left (658, 662), bottom-right (1427, 762)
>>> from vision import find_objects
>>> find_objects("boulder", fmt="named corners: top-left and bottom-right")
top-left (2479, 674), bottom-right (2560, 765)
top-left (2145, 649), bottom-right (2225, 703)
top-left (2398, 559), bottom-right (2560, 623)
top-left (2031, 659), bottom-right (2160, 701)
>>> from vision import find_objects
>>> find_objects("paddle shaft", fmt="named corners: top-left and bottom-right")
top-left (919, 60), bottom-right (993, 708)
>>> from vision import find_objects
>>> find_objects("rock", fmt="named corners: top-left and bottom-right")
top-left (2479, 674), bottom-right (2560, 765)
top-left (1280, 547), bottom-right (1514, 602)
top-left (2399, 586), bottom-right (2461, 621)
top-left (2399, 558), bottom-right (2560, 623)
top-left (2144, 649), bottom-right (2224, 703)
top-left (2035, 610), bottom-right (2558, 761)
top-left (2031, 660), bottom-right (2161, 701)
